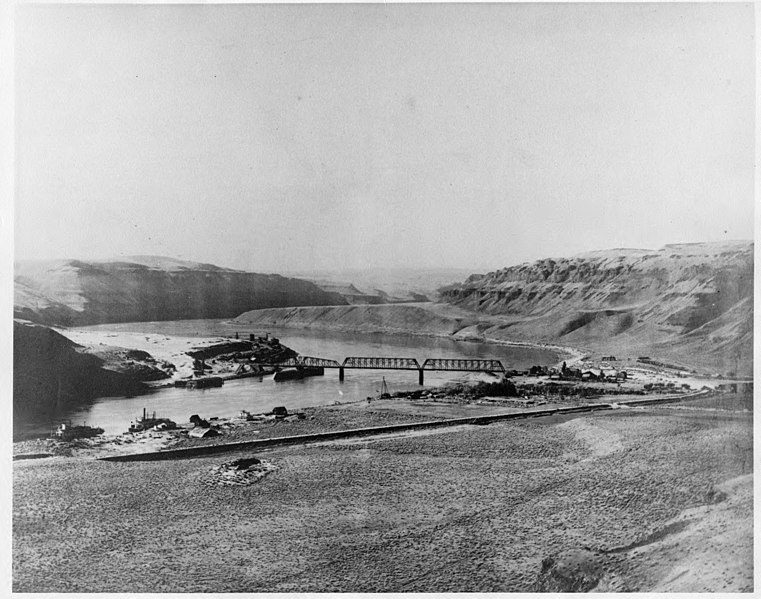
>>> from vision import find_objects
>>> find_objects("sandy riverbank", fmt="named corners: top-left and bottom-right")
top-left (55, 328), bottom-right (245, 382)
top-left (13, 397), bottom-right (752, 592)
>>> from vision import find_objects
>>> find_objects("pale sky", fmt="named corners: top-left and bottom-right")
top-left (14, 3), bottom-right (755, 272)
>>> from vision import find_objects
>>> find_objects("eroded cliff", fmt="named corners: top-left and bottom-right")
top-left (439, 241), bottom-right (753, 375)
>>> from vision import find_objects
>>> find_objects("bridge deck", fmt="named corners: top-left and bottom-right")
top-left (254, 356), bottom-right (505, 372)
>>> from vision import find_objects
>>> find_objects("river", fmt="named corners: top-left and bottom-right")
top-left (57, 319), bottom-right (559, 436)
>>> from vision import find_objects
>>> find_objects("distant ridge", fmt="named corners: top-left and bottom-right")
top-left (14, 256), bottom-right (347, 327)
top-left (107, 255), bottom-right (240, 272)
top-left (288, 267), bottom-right (473, 303)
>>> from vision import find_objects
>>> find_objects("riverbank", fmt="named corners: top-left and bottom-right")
top-left (13, 395), bottom-right (752, 592)
top-left (13, 386), bottom-right (747, 462)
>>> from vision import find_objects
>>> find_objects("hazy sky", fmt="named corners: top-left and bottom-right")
top-left (14, 3), bottom-right (755, 272)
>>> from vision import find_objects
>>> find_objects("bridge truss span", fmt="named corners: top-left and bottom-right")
top-left (342, 357), bottom-right (421, 370)
top-left (256, 356), bottom-right (299, 367)
top-left (255, 354), bottom-right (506, 384)
top-left (422, 358), bottom-right (505, 373)
top-left (255, 355), bottom-right (341, 368)
top-left (297, 356), bottom-right (342, 368)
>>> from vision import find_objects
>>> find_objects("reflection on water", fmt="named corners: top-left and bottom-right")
top-left (56, 319), bottom-right (558, 436)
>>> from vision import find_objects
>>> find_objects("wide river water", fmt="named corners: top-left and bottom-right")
top-left (58, 319), bottom-right (559, 436)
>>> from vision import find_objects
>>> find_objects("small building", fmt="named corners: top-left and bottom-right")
top-left (581, 369), bottom-right (603, 381)
top-left (601, 356), bottom-right (617, 362)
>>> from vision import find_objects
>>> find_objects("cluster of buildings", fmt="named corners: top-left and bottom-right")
top-left (524, 362), bottom-right (628, 382)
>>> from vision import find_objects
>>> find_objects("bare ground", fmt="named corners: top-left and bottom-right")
top-left (12, 403), bottom-right (752, 592)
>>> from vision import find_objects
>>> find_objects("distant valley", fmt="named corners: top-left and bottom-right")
top-left (286, 267), bottom-right (477, 304)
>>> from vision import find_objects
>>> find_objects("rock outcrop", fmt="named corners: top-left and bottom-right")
top-left (14, 256), bottom-right (347, 327)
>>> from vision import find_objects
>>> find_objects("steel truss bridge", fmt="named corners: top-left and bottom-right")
top-left (256, 355), bottom-right (505, 385)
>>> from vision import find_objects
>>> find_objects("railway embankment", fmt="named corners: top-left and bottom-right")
top-left (99, 389), bottom-right (711, 462)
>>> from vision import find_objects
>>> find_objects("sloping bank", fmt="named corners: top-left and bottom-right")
top-left (233, 303), bottom-right (477, 336)
top-left (99, 390), bottom-right (710, 463)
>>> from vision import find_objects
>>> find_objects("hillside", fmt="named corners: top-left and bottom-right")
top-left (234, 303), bottom-right (479, 337)
top-left (439, 241), bottom-right (753, 376)
top-left (14, 257), bottom-right (347, 327)
top-left (13, 320), bottom-right (153, 433)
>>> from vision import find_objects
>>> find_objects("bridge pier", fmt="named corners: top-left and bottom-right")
top-left (418, 369), bottom-right (424, 386)
top-left (339, 367), bottom-right (344, 382)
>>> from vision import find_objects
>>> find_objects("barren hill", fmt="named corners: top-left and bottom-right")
top-left (440, 241), bottom-right (753, 375)
top-left (14, 257), bottom-right (347, 327)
